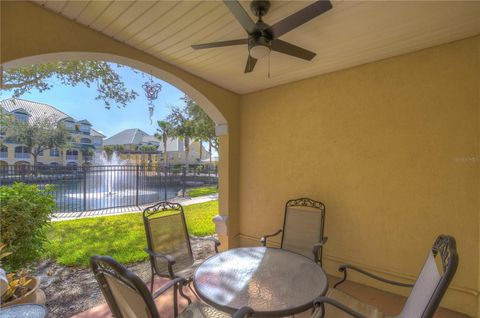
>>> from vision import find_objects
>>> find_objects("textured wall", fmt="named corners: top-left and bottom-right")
top-left (239, 36), bottom-right (480, 316)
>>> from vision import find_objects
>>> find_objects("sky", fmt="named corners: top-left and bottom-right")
top-left (0, 64), bottom-right (187, 138)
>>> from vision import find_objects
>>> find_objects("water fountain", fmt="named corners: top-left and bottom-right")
top-left (93, 151), bottom-right (129, 196)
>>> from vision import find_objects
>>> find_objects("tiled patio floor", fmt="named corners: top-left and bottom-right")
top-left (73, 275), bottom-right (468, 318)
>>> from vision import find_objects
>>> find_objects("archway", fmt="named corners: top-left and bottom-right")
top-left (2, 52), bottom-right (236, 248)
top-left (3, 52), bottom-right (228, 131)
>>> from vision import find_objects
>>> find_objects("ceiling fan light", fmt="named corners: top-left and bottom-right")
top-left (249, 44), bottom-right (271, 59)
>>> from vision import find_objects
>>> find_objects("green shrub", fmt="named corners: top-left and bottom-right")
top-left (0, 183), bottom-right (55, 271)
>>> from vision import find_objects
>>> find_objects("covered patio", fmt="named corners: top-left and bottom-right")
top-left (1, 1), bottom-right (479, 317)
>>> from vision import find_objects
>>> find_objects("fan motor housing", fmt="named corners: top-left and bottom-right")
top-left (250, 0), bottom-right (271, 17)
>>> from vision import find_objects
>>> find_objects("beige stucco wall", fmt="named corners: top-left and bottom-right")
top-left (238, 36), bottom-right (480, 316)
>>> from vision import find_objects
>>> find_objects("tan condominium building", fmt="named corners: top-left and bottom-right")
top-left (0, 98), bottom-right (105, 169)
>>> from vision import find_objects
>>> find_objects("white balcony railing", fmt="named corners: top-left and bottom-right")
top-left (0, 151), bottom-right (7, 159)
top-left (15, 153), bottom-right (30, 159)
top-left (66, 155), bottom-right (78, 161)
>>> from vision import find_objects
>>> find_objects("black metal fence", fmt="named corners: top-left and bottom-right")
top-left (0, 164), bottom-right (218, 213)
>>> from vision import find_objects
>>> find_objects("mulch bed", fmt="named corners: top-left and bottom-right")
top-left (35, 236), bottom-right (217, 318)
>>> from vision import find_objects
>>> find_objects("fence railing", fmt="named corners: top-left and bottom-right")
top-left (0, 164), bottom-right (218, 213)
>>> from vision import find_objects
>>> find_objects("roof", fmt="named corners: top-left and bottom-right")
top-left (104, 128), bottom-right (160, 147)
top-left (90, 129), bottom-right (105, 138)
top-left (0, 98), bottom-right (105, 138)
top-left (104, 128), bottom-right (202, 152)
top-left (0, 98), bottom-right (71, 123)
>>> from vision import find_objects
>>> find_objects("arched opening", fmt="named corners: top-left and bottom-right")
top-left (66, 149), bottom-right (78, 161)
top-left (14, 160), bottom-right (30, 174)
top-left (3, 53), bottom-right (228, 131)
top-left (14, 146), bottom-right (30, 160)
top-left (3, 52), bottom-right (234, 248)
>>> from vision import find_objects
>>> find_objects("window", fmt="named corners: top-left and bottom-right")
top-left (80, 138), bottom-right (91, 144)
top-left (63, 120), bottom-right (75, 130)
top-left (50, 148), bottom-right (60, 157)
top-left (14, 111), bottom-right (29, 123)
top-left (169, 153), bottom-right (174, 161)
top-left (0, 145), bottom-right (7, 159)
top-left (178, 153), bottom-right (182, 160)
top-left (38, 150), bottom-right (44, 156)
top-left (50, 162), bottom-right (60, 166)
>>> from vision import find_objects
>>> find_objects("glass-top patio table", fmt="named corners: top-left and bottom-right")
top-left (194, 247), bottom-right (328, 317)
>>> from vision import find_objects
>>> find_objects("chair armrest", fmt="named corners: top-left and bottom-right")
top-left (233, 306), bottom-right (254, 318)
top-left (204, 237), bottom-right (221, 253)
top-left (260, 230), bottom-right (282, 247)
top-left (333, 264), bottom-right (414, 288)
top-left (312, 237), bottom-right (328, 264)
top-left (152, 277), bottom-right (187, 299)
top-left (144, 248), bottom-right (176, 278)
top-left (313, 296), bottom-right (368, 318)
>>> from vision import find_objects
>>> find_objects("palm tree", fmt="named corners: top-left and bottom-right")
top-left (154, 120), bottom-right (173, 167)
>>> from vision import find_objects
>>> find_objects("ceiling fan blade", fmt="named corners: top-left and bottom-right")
top-left (192, 39), bottom-right (247, 50)
top-left (223, 0), bottom-right (257, 34)
top-left (267, 0), bottom-right (332, 39)
top-left (271, 39), bottom-right (316, 61)
top-left (244, 55), bottom-right (257, 73)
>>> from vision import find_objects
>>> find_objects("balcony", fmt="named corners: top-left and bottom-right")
top-left (14, 153), bottom-right (30, 159)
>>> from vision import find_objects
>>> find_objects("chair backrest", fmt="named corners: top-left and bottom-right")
top-left (281, 198), bottom-right (326, 260)
top-left (90, 255), bottom-right (159, 318)
top-left (143, 202), bottom-right (194, 276)
top-left (398, 235), bottom-right (458, 318)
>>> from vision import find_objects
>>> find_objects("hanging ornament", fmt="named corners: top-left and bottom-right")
top-left (142, 73), bottom-right (162, 124)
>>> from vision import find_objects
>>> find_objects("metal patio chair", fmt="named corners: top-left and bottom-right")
top-left (90, 255), bottom-right (252, 318)
top-left (143, 201), bottom-right (220, 292)
top-left (311, 235), bottom-right (458, 318)
top-left (261, 198), bottom-right (327, 265)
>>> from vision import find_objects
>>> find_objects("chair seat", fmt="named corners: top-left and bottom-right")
top-left (179, 302), bottom-right (230, 318)
top-left (174, 258), bottom-right (204, 280)
top-left (319, 288), bottom-right (391, 318)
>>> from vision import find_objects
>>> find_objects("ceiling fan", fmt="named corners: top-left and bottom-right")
top-left (191, 0), bottom-right (332, 73)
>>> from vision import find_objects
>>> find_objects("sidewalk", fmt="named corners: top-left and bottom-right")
top-left (52, 193), bottom-right (218, 221)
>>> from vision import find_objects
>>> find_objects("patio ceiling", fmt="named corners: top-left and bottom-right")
top-left (34, 0), bottom-right (480, 94)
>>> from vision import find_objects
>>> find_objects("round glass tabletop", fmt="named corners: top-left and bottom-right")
top-left (0, 304), bottom-right (48, 318)
top-left (194, 247), bottom-right (328, 316)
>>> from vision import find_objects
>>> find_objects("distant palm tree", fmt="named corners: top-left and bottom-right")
top-left (155, 120), bottom-right (173, 166)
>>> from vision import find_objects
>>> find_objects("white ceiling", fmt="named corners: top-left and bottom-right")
top-left (34, 1), bottom-right (480, 94)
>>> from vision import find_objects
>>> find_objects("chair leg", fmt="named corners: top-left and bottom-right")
top-left (180, 279), bottom-right (192, 304)
top-left (150, 267), bottom-right (155, 292)
top-left (173, 283), bottom-right (179, 318)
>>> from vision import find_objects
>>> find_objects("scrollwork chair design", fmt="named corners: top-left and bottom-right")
top-left (143, 201), bottom-right (221, 292)
top-left (312, 235), bottom-right (458, 318)
top-left (261, 198), bottom-right (327, 265)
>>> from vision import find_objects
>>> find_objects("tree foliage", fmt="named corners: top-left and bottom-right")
top-left (139, 145), bottom-right (157, 153)
top-left (166, 105), bottom-right (196, 167)
top-left (1, 114), bottom-right (71, 165)
top-left (155, 120), bottom-right (174, 165)
top-left (2, 61), bottom-right (138, 109)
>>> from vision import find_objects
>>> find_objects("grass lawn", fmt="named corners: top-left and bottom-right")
top-left (187, 186), bottom-right (218, 197)
top-left (44, 200), bottom-right (218, 267)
